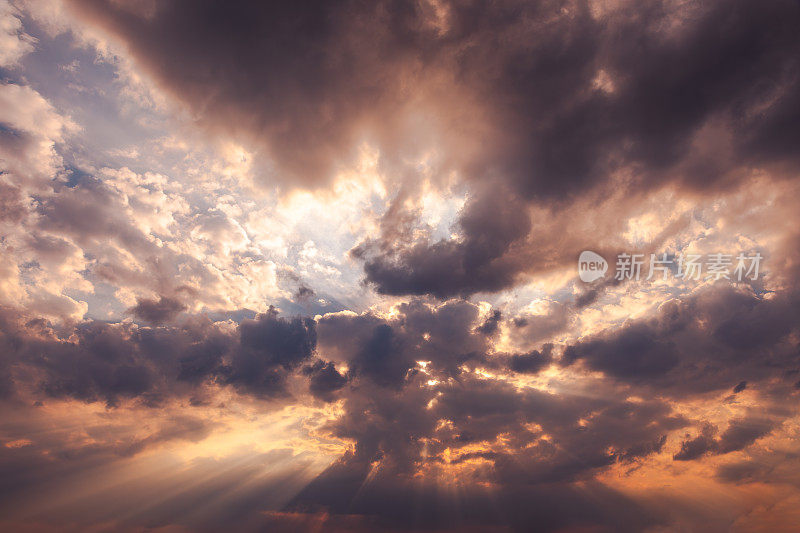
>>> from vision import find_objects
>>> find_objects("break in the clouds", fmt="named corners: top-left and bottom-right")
top-left (2, 0), bottom-right (800, 531)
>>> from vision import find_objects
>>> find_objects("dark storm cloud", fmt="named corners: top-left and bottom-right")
top-left (350, 323), bottom-right (411, 388)
top-left (127, 295), bottom-right (186, 324)
top-left (672, 423), bottom-right (717, 461)
top-left (66, 0), bottom-right (800, 297)
top-left (304, 300), bottom-right (691, 526)
top-left (317, 299), bottom-right (493, 382)
top-left (302, 360), bottom-right (348, 402)
top-left (0, 306), bottom-right (319, 405)
top-left (1, 298), bottom-right (691, 531)
top-left (221, 308), bottom-right (317, 397)
top-left (351, 1), bottom-right (800, 299)
top-left (284, 368), bottom-right (684, 530)
top-left (562, 285), bottom-right (800, 396)
top-left (435, 376), bottom-right (682, 481)
top-left (69, 0), bottom-right (418, 187)
top-left (564, 322), bottom-right (681, 380)
top-left (8, 1), bottom-right (800, 528)
top-left (475, 309), bottom-right (501, 336)
top-left (1, 291), bottom-right (785, 530)
top-left (286, 284), bottom-right (799, 522)
top-left (305, 302), bottom-right (687, 507)
top-left (674, 416), bottom-right (777, 461)
top-left (294, 284), bottom-right (315, 300)
top-left (506, 345), bottom-right (553, 374)
top-left (237, 308), bottom-right (316, 370)
top-left (716, 417), bottom-right (778, 454)
top-left (354, 185), bottom-right (533, 298)
top-left (715, 460), bottom-right (772, 484)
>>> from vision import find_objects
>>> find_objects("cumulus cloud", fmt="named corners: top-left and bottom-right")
top-left (674, 417), bottom-right (777, 461)
top-left (0, 305), bottom-right (320, 406)
top-left (562, 284), bottom-right (800, 396)
top-left (0, 1), bottom-right (35, 68)
top-left (127, 295), bottom-right (186, 324)
top-left (1, 283), bottom-right (799, 530)
top-left (66, 0), bottom-right (800, 296)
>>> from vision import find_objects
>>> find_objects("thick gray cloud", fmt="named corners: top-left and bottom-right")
top-left (317, 298), bottom-right (493, 383)
top-left (284, 368), bottom-right (684, 531)
top-left (353, 185), bottom-right (534, 297)
top-left (65, 0), bottom-right (800, 297)
top-left (0, 305), bottom-right (319, 405)
top-left (68, 0), bottom-right (800, 190)
top-left (563, 285), bottom-right (800, 396)
top-left (2, 284), bottom-right (798, 530)
top-left (506, 345), bottom-right (553, 374)
top-left (302, 360), bottom-right (348, 402)
top-left (674, 417), bottom-right (777, 461)
top-left (127, 295), bottom-right (186, 324)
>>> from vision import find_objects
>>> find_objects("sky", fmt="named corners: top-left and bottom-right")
top-left (1, 0), bottom-right (800, 531)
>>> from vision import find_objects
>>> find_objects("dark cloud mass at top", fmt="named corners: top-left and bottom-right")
top-left (71, 0), bottom-right (800, 297)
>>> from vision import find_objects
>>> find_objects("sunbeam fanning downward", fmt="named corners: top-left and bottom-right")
top-left (0, 397), bottom-right (345, 531)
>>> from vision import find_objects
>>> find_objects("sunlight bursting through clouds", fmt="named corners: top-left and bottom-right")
top-left (2, 0), bottom-right (800, 531)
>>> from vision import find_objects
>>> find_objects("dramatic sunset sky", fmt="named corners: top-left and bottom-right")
top-left (1, 1), bottom-right (800, 531)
